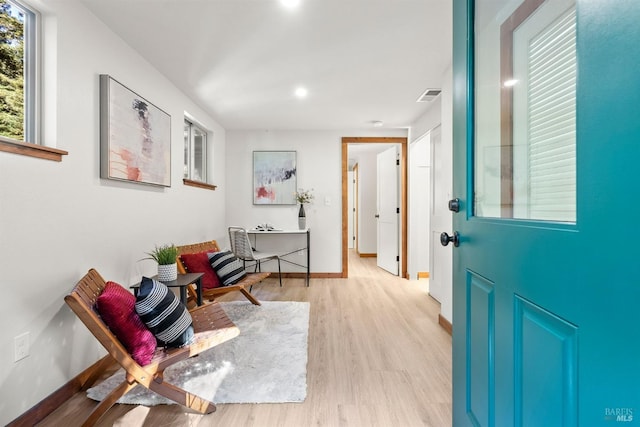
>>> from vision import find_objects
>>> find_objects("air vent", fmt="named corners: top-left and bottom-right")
top-left (417, 88), bottom-right (442, 102)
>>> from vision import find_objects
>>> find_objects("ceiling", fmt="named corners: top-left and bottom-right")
top-left (81, 0), bottom-right (452, 131)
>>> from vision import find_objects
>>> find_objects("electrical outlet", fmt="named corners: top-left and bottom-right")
top-left (14, 332), bottom-right (29, 362)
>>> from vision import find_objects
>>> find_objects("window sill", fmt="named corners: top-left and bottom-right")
top-left (183, 179), bottom-right (217, 191)
top-left (0, 137), bottom-right (68, 162)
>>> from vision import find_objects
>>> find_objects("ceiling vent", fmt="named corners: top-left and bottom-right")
top-left (417, 88), bottom-right (442, 102)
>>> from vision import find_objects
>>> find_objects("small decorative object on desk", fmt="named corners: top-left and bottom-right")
top-left (295, 188), bottom-right (314, 230)
top-left (144, 243), bottom-right (179, 282)
top-left (298, 204), bottom-right (306, 229)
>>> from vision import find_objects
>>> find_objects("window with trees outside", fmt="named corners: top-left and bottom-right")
top-left (183, 118), bottom-right (216, 190)
top-left (0, 0), bottom-right (65, 161)
top-left (1, 0), bottom-right (36, 143)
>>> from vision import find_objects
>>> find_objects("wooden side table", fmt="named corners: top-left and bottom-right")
top-left (131, 272), bottom-right (204, 306)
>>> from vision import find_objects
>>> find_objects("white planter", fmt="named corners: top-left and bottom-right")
top-left (157, 263), bottom-right (177, 282)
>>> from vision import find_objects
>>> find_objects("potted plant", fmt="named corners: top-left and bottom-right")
top-left (295, 188), bottom-right (314, 230)
top-left (145, 243), bottom-right (179, 281)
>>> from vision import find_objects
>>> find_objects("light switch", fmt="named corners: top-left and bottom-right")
top-left (324, 196), bottom-right (331, 206)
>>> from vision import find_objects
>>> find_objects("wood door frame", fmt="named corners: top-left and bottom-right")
top-left (341, 136), bottom-right (408, 278)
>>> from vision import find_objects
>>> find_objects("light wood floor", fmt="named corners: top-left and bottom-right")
top-left (38, 252), bottom-right (452, 426)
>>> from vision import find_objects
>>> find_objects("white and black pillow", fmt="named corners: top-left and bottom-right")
top-left (134, 277), bottom-right (194, 348)
top-left (208, 251), bottom-right (247, 286)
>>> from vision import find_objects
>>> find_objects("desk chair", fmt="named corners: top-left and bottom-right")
top-left (229, 226), bottom-right (283, 287)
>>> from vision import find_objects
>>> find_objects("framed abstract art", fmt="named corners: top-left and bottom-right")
top-left (100, 75), bottom-right (171, 187)
top-left (253, 151), bottom-right (297, 205)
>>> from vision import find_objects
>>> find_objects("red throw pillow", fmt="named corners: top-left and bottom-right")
top-left (96, 281), bottom-right (157, 365)
top-left (180, 251), bottom-right (222, 289)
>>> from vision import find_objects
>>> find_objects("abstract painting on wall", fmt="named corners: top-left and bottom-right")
top-left (253, 151), bottom-right (297, 204)
top-left (100, 75), bottom-right (171, 187)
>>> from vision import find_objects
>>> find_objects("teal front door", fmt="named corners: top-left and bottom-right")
top-left (452, 0), bottom-right (640, 425)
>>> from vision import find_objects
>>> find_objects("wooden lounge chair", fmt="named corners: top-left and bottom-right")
top-left (64, 268), bottom-right (240, 426)
top-left (176, 240), bottom-right (269, 306)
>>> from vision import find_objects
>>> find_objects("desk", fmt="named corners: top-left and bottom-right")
top-left (131, 272), bottom-right (204, 306)
top-left (247, 228), bottom-right (310, 286)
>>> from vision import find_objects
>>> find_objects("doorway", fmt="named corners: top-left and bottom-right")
top-left (341, 136), bottom-right (408, 278)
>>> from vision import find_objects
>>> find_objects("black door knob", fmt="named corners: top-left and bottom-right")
top-left (448, 198), bottom-right (460, 212)
top-left (440, 231), bottom-right (460, 247)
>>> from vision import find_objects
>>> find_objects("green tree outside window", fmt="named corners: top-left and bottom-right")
top-left (0, 0), bottom-right (25, 141)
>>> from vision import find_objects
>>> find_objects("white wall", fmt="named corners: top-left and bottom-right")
top-left (225, 130), bottom-right (407, 273)
top-left (409, 96), bottom-right (442, 144)
top-left (408, 65), bottom-right (453, 324)
top-left (0, 1), bottom-right (228, 423)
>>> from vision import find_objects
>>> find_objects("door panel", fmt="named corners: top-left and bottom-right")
top-left (453, 0), bottom-right (640, 426)
top-left (377, 146), bottom-right (399, 275)
top-left (514, 296), bottom-right (578, 426)
top-left (466, 271), bottom-right (495, 427)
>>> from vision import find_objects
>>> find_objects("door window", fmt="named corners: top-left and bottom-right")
top-left (474, 0), bottom-right (576, 222)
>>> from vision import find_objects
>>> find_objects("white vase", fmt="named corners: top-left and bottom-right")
top-left (157, 263), bottom-right (177, 282)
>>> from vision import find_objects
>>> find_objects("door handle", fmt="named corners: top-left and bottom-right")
top-left (375, 214), bottom-right (380, 218)
top-left (448, 198), bottom-right (460, 212)
top-left (440, 231), bottom-right (460, 247)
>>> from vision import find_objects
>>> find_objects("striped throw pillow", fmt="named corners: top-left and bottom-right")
top-left (135, 277), bottom-right (194, 348)
top-left (208, 251), bottom-right (247, 286)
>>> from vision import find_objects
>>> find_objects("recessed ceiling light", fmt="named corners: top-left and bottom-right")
top-left (372, 120), bottom-right (384, 127)
top-left (280, 0), bottom-right (300, 8)
top-left (294, 87), bottom-right (308, 98)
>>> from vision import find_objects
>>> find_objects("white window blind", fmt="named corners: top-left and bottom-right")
top-left (527, 7), bottom-right (576, 222)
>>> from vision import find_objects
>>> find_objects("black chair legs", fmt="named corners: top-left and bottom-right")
top-left (277, 258), bottom-right (282, 287)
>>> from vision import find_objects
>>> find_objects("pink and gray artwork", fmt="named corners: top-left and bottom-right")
top-left (253, 151), bottom-right (296, 204)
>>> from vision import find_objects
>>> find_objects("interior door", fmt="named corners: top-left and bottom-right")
top-left (452, 0), bottom-right (640, 426)
top-left (354, 165), bottom-right (359, 252)
top-left (428, 125), bottom-right (451, 305)
top-left (409, 132), bottom-right (431, 280)
top-left (377, 145), bottom-right (399, 275)
top-left (348, 170), bottom-right (355, 249)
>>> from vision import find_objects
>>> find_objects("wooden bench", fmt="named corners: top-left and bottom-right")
top-left (176, 240), bottom-right (270, 306)
top-left (64, 268), bottom-right (240, 426)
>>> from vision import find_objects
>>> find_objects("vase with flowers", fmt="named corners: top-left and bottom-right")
top-left (295, 188), bottom-right (314, 230)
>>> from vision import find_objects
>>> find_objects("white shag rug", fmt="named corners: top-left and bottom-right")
top-left (87, 301), bottom-right (310, 405)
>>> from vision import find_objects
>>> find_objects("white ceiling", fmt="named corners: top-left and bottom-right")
top-left (81, 0), bottom-right (452, 131)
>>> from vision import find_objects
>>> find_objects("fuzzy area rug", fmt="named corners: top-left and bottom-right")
top-left (87, 301), bottom-right (310, 405)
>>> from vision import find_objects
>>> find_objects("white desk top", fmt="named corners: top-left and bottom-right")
top-left (248, 228), bottom-right (309, 234)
